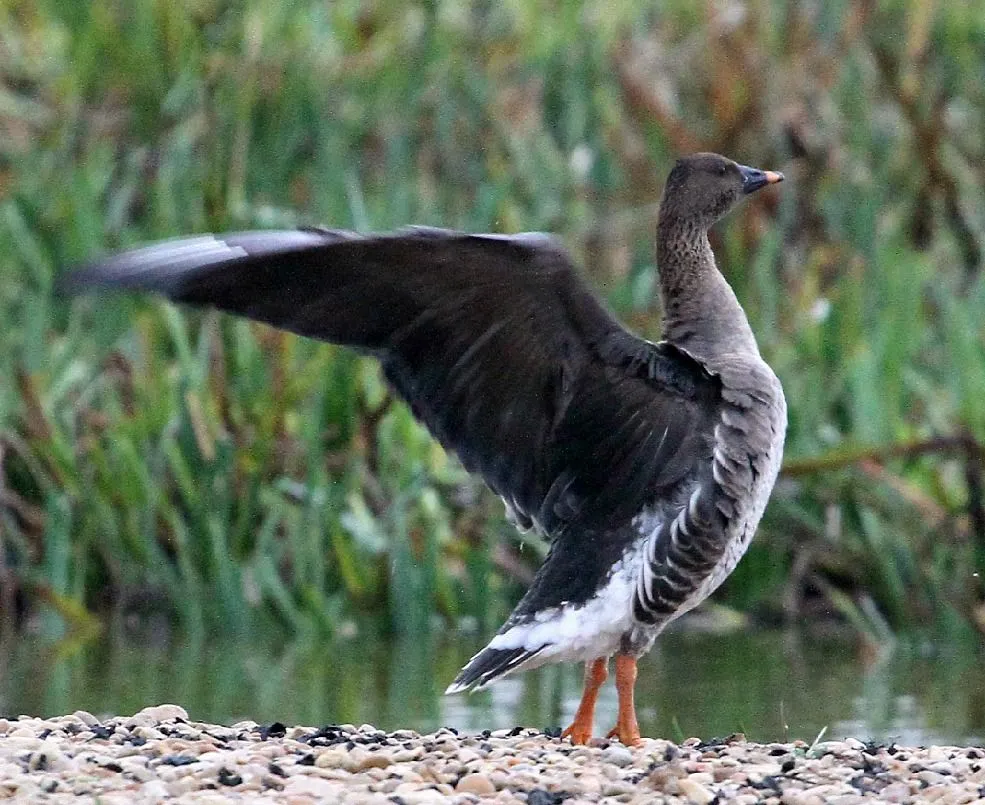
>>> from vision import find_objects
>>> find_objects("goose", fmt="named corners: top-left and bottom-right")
top-left (61, 152), bottom-right (786, 745)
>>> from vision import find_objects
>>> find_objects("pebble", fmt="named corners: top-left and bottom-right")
top-left (71, 709), bottom-right (100, 727)
top-left (880, 781), bottom-right (913, 801)
top-left (679, 775), bottom-right (715, 804)
top-left (285, 774), bottom-right (343, 797)
top-left (130, 703), bottom-right (189, 724)
top-left (0, 709), bottom-right (982, 803)
top-left (918, 770), bottom-right (948, 786)
top-left (27, 743), bottom-right (68, 772)
top-left (600, 744), bottom-right (634, 767)
top-left (457, 748), bottom-right (481, 764)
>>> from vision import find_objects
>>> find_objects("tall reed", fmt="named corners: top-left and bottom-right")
top-left (2, 0), bottom-right (984, 639)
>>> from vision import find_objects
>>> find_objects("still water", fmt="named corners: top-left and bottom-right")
top-left (2, 627), bottom-right (983, 745)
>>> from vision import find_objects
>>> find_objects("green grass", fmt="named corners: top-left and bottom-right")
top-left (2, 0), bottom-right (985, 641)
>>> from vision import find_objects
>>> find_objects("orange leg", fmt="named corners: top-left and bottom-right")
top-left (561, 658), bottom-right (608, 744)
top-left (605, 654), bottom-right (642, 747)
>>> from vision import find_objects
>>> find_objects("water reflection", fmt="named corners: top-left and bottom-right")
top-left (1, 626), bottom-right (982, 745)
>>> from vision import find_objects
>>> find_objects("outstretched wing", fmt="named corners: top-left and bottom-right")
top-left (62, 227), bottom-right (720, 536)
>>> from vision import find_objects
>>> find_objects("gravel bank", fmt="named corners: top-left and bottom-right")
top-left (1, 705), bottom-right (983, 803)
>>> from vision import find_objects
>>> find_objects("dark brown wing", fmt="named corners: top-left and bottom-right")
top-left (61, 227), bottom-right (720, 535)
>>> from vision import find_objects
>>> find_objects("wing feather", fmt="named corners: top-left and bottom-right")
top-left (62, 228), bottom-right (723, 543)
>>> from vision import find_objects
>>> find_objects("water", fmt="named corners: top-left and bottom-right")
top-left (2, 626), bottom-right (983, 745)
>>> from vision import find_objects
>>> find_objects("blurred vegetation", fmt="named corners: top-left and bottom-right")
top-left (2, 0), bottom-right (985, 644)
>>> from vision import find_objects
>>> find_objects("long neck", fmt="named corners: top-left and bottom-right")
top-left (656, 214), bottom-right (759, 362)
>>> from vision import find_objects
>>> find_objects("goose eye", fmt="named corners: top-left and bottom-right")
top-left (718, 165), bottom-right (727, 176)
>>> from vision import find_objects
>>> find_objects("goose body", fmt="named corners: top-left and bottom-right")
top-left (61, 153), bottom-right (786, 745)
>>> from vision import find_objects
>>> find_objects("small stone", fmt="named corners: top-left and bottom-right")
top-left (315, 748), bottom-right (349, 769)
top-left (488, 770), bottom-right (510, 789)
top-left (926, 746), bottom-right (950, 762)
top-left (72, 710), bottom-right (100, 727)
top-left (601, 744), bottom-right (634, 767)
top-left (579, 773), bottom-right (603, 794)
top-left (801, 794), bottom-right (828, 805)
top-left (141, 780), bottom-right (169, 799)
top-left (131, 724), bottom-right (164, 741)
top-left (917, 770), bottom-right (947, 786)
top-left (352, 751), bottom-right (392, 771)
top-left (120, 758), bottom-right (155, 782)
top-left (713, 764), bottom-right (734, 782)
top-left (284, 775), bottom-right (344, 798)
top-left (342, 746), bottom-right (372, 771)
top-left (131, 704), bottom-right (189, 725)
top-left (391, 729), bottom-right (416, 739)
top-left (217, 766), bottom-right (243, 786)
top-left (260, 775), bottom-right (285, 792)
top-left (392, 745), bottom-right (426, 762)
top-left (27, 744), bottom-right (68, 772)
top-left (679, 776), bottom-right (715, 804)
top-left (879, 781), bottom-right (910, 802)
top-left (457, 748), bottom-right (481, 764)
top-left (456, 772), bottom-right (497, 795)
top-left (602, 781), bottom-right (636, 796)
top-left (395, 792), bottom-right (448, 805)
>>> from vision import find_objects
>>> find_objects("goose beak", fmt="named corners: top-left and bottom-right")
top-left (739, 164), bottom-right (784, 195)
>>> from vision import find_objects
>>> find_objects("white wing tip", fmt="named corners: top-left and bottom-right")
top-left (444, 680), bottom-right (470, 695)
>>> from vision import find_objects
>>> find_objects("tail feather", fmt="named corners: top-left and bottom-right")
top-left (444, 645), bottom-right (545, 694)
